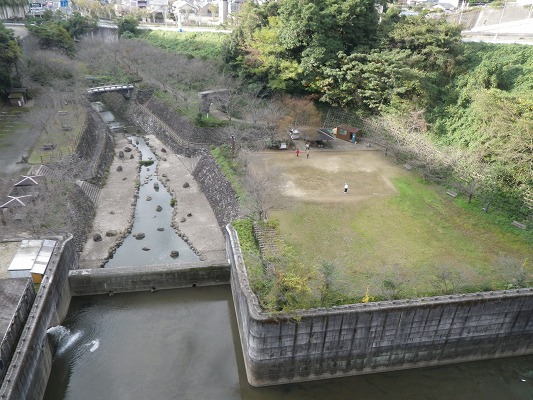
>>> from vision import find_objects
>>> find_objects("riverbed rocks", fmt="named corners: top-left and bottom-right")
top-left (146, 196), bottom-right (152, 201)
top-left (118, 151), bottom-right (124, 158)
top-left (183, 182), bottom-right (190, 188)
top-left (124, 146), bottom-right (132, 153)
top-left (170, 250), bottom-right (179, 258)
top-left (106, 230), bottom-right (117, 237)
top-left (133, 232), bottom-right (145, 240)
top-left (116, 165), bottom-right (123, 172)
top-left (157, 227), bottom-right (164, 231)
top-left (93, 233), bottom-right (102, 242)
top-left (142, 246), bottom-right (150, 251)
top-left (161, 148), bottom-right (167, 153)
top-left (156, 205), bottom-right (162, 212)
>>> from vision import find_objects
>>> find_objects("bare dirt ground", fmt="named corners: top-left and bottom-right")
top-left (249, 138), bottom-right (406, 206)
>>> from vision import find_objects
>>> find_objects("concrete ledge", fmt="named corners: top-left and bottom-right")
top-left (69, 261), bottom-right (230, 296)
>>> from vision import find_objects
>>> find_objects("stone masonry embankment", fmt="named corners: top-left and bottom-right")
top-left (99, 91), bottom-right (241, 229)
top-left (0, 236), bottom-right (76, 400)
top-left (69, 261), bottom-right (230, 296)
top-left (193, 155), bottom-right (241, 228)
top-left (226, 225), bottom-right (533, 387)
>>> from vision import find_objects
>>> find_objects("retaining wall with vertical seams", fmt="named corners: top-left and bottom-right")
top-left (226, 225), bottom-right (533, 387)
top-left (68, 261), bottom-right (230, 296)
top-left (0, 236), bottom-right (76, 400)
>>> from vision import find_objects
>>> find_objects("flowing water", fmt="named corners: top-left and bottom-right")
top-left (105, 136), bottom-right (198, 267)
top-left (43, 103), bottom-right (533, 399)
top-left (89, 101), bottom-right (198, 267)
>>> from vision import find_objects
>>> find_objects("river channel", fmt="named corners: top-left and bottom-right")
top-left (43, 104), bottom-right (533, 399)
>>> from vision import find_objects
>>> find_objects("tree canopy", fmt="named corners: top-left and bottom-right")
top-left (224, 2), bottom-right (463, 112)
top-left (0, 22), bottom-right (21, 97)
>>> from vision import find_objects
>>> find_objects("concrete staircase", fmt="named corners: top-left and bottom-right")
top-left (28, 164), bottom-right (63, 180)
top-left (253, 223), bottom-right (282, 259)
top-left (76, 180), bottom-right (101, 204)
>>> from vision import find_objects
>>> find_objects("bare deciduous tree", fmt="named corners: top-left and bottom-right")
top-left (240, 151), bottom-right (283, 221)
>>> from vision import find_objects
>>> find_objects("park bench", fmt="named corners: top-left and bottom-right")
top-left (511, 221), bottom-right (526, 230)
top-left (446, 190), bottom-right (458, 198)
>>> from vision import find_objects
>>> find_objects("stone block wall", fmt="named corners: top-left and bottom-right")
top-left (193, 155), bottom-right (241, 228)
top-left (0, 236), bottom-right (76, 400)
top-left (68, 261), bottom-right (230, 296)
top-left (226, 225), bottom-right (533, 387)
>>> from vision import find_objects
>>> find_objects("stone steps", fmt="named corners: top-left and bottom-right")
top-left (76, 180), bottom-right (101, 204)
top-left (253, 223), bottom-right (281, 257)
top-left (28, 164), bottom-right (63, 181)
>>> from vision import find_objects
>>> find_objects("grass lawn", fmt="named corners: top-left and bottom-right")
top-left (254, 148), bottom-right (532, 302)
top-left (140, 30), bottom-right (227, 60)
top-left (28, 104), bottom-right (87, 164)
top-left (0, 107), bottom-right (29, 150)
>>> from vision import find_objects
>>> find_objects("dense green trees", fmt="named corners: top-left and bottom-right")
top-left (0, 22), bottom-right (21, 97)
top-left (117, 16), bottom-right (139, 38)
top-left (26, 12), bottom-right (96, 55)
top-left (224, 0), bottom-right (379, 92)
top-left (224, 3), bottom-right (463, 112)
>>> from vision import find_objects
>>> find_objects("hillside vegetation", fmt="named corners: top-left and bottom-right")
top-left (223, 1), bottom-right (531, 222)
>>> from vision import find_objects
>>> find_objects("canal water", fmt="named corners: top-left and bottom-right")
top-left (43, 102), bottom-right (533, 399)
top-left (43, 287), bottom-right (533, 400)
top-left (90, 101), bottom-right (198, 268)
top-left (105, 136), bottom-right (198, 267)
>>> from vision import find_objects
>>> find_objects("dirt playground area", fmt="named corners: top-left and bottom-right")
top-left (249, 146), bottom-right (406, 206)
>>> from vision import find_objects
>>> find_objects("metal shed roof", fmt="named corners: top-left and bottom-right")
top-left (7, 239), bottom-right (56, 274)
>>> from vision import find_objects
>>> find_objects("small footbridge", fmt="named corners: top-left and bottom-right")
top-left (87, 84), bottom-right (135, 98)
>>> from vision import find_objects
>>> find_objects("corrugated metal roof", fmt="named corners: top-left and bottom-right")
top-left (8, 240), bottom-right (56, 276)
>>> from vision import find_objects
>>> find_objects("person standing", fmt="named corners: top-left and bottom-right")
top-left (344, 182), bottom-right (348, 193)
top-left (296, 148), bottom-right (300, 157)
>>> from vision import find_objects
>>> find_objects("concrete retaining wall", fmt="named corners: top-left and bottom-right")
top-left (226, 225), bottom-right (533, 387)
top-left (0, 279), bottom-right (35, 384)
top-left (68, 261), bottom-right (230, 296)
top-left (0, 236), bottom-right (76, 400)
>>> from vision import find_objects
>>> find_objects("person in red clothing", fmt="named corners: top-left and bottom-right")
top-left (296, 148), bottom-right (300, 157)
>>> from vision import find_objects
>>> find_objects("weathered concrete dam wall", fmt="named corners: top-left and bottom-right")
top-left (0, 236), bottom-right (76, 400)
top-left (69, 261), bottom-right (230, 296)
top-left (0, 278), bottom-right (35, 384)
top-left (226, 225), bottom-right (533, 387)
